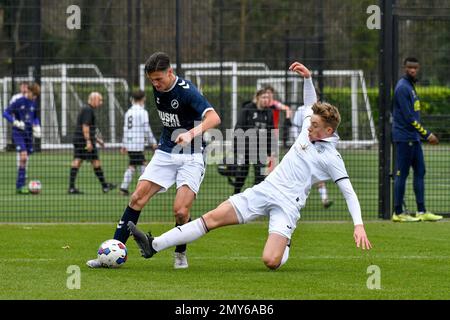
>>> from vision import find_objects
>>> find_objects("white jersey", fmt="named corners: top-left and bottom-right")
top-left (122, 104), bottom-right (157, 152)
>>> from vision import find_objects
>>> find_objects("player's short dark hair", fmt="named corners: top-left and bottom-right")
top-left (404, 57), bottom-right (419, 65)
top-left (144, 52), bottom-right (171, 75)
top-left (131, 89), bottom-right (145, 102)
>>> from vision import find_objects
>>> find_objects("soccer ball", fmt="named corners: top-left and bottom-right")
top-left (97, 239), bottom-right (128, 268)
top-left (28, 180), bottom-right (42, 194)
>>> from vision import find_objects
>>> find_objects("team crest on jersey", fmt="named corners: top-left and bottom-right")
top-left (314, 144), bottom-right (325, 153)
top-left (171, 99), bottom-right (179, 109)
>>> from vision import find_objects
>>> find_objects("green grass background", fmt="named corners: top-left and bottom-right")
top-left (1, 221), bottom-right (449, 300)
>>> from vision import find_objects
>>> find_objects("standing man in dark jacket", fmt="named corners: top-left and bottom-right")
top-left (232, 89), bottom-right (276, 194)
top-left (392, 57), bottom-right (441, 222)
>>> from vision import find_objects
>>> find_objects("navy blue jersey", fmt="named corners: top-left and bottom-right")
top-left (153, 76), bottom-right (213, 154)
top-left (392, 76), bottom-right (430, 142)
top-left (3, 96), bottom-right (40, 132)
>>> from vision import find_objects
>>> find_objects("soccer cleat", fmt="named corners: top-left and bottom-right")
top-left (416, 212), bottom-right (443, 222)
top-left (173, 252), bottom-right (189, 269)
top-left (16, 187), bottom-right (30, 195)
top-left (119, 188), bottom-right (129, 196)
top-left (86, 258), bottom-right (103, 268)
top-left (392, 213), bottom-right (420, 222)
top-left (68, 188), bottom-right (83, 194)
top-left (323, 200), bottom-right (334, 209)
top-left (127, 221), bottom-right (157, 259)
top-left (103, 183), bottom-right (117, 193)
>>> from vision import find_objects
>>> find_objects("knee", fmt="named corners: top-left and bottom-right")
top-left (129, 191), bottom-right (146, 209)
top-left (173, 206), bottom-right (190, 223)
top-left (262, 254), bottom-right (282, 270)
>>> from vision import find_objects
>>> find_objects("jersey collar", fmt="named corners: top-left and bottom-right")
top-left (163, 76), bottom-right (179, 93)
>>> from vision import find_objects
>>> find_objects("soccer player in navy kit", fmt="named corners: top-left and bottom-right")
top-left (392, 57), bottom-right (442, 222)
top-left (3, 83), bottom-right (41, 194)
top-left (87, 52), bottom-right (221, 269)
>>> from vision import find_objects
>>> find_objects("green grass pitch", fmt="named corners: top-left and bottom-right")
top-left (1, 221), bottom-right (449, 300)
top-left (0, 145), bottom-right (449, 300)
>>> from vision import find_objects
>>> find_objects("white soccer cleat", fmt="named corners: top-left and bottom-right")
top-left (174, 252), bottom-right (189, 269)
top-left (86, 258), bottom-right (103, 268)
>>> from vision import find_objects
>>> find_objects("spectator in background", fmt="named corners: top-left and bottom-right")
top-left (2, 82), bottom-right (41, 194)
top-left (68, 92), bottom-right (116, 194)
top-left (119, 90), bottom-right (158, 196)
top-left (392, 57), bottom-right (442, 222)
top-left (264, 85), bottom-right (292, 148)
top-left (231, 88), bottom-right (276, 194)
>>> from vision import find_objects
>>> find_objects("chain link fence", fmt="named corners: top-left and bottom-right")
top-left (0, 0), bottom-right (449, 222)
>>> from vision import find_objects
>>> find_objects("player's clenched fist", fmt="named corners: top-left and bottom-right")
top-left (175, 131), bottom-right (194, 146)
top-left (289, 61), bottom-right (312, 79)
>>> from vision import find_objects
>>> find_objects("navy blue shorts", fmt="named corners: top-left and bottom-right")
top-left (12, 131), bottom-right (34, 154)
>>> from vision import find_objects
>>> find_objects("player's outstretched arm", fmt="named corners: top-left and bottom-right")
top-left (336, 178), bottom-right (372, 250)
top-left (289, 61), bottom-right (311, 78)
top-left (354, 224), bottom-right (372, 250)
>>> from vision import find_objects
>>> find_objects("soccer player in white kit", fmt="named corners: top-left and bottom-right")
top-left (128, 61), bottom-right (372, 270)
top-left (119, 90), bottom-right (157, 196)
top-left (87, 52), bottom-right (221, 269)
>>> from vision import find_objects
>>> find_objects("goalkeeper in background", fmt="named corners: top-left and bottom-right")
top-left (392, 57), bottom-right (442, 222)
top-left (2, 83), bottom-right (41, 194)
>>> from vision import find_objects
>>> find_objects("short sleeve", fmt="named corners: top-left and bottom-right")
top-left (188, 86), bottom-right (213, 118)
top-left (80, 108), bottom-right (94, 126)
top-left (327, 151), bottom-right (350, 183)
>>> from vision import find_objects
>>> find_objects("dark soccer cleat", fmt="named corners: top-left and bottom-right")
top-left (102, 183), bottom-right (117, 193)
top-left (119, 188), bottom-right (129, 196)
top-left (68, 188), bottom-right (83, 195)
top-left (127, 221), bottom-right (157, 259)
top-left (323, 200), bottom-right (334, 209)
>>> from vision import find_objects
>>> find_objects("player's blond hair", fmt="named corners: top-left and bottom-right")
top-left (28, 82), bottom-right (40, 97)
top-left (312, 102), bottom-right (341, 131)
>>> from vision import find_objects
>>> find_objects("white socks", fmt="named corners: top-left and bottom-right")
top-left (318, 185), bottom-right (328, 202)
top-left (276, 244), bottom-right (291, 269)
top-left (121, 167), bottom-right (135, 190)
top-left (152, 218), bottom-right (208, 252)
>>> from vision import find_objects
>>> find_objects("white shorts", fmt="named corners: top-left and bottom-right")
top-left (139, 150), bottom-right (206, 195)
top-left (228, 181), bottom-right (300, 239)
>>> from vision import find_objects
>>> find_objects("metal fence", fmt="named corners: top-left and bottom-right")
top-left (0, 0), bottom-right (449, 223)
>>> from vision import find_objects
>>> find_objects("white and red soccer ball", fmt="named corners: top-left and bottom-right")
top-left (97, 239), bottom-right (128, 268)
top-left (28, 180), bottom-right (42, 194)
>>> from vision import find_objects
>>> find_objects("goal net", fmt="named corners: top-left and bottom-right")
top-left (1, 64), bottom-right (129, 150)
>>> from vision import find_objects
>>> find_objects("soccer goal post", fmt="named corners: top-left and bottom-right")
top-left (182, 68), bottom-right (377, 148)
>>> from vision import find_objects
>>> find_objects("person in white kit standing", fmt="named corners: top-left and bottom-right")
top-left (119, 90), bottom-right (158, 196)
top-left (86, 52), bottom-right (221, 269)
top-left (128, 61), bottom-right (372, 270)
top-left (291, 86), bottom-right (333, 209)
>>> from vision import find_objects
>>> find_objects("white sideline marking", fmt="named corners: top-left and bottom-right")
top-left (1, 258), bottom-right (56, 262)
top-left (189, 255), bottom-right (450, 260)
